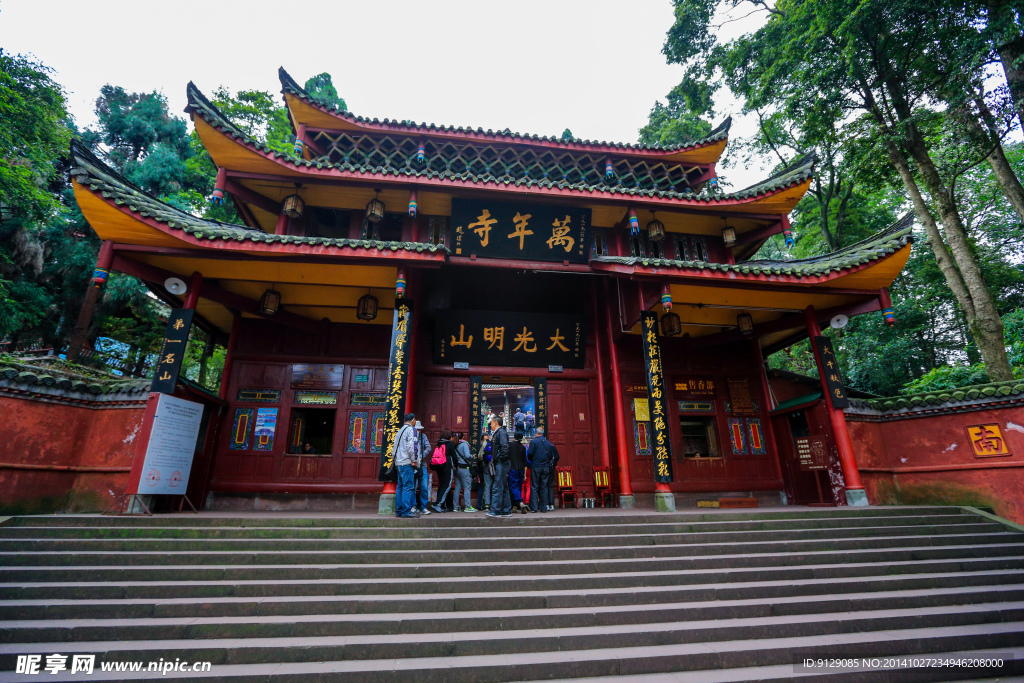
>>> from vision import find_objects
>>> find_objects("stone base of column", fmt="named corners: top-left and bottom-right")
top-left (618, 494), bottom-right (635, 509)
top-left (377, 493), bottom-right (396, 516)
top-left (654, 491), bottom-right (676, 512)
top-left (845, 488), bottom-right (870, 507)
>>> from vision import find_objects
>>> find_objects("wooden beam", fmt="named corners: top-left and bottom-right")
top-left (224, 179), bottom-right (281, 215)
top-left (734, 221), bottom-right (783, 246)
top-left (110, 243), bottom-right (445, 268)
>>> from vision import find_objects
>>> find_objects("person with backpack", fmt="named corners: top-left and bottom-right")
top-left (486, 416), bottom-right (512, 517)
top-left (429, 429), bottom-right (456, 513)
top-left (476, 433), bottom-right (492, 510)
top-left (451, 432), bottom-right (477, 512)
top-left (392, 413), bottom-right (420, 519)
top-left (513, 409), bottom-right (526, 434)
top-left (508, 430), bottom-right (529, 514)
top-left (413, 421), bottom-right (433, 515)
top-left (527, 426), bottom-right (559, 512)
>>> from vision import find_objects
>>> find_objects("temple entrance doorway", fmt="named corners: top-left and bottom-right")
top-left (480, 380), bottom-right (537, 439)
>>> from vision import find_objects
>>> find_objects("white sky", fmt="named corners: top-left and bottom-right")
top-left (2, 0), bottom-right (771, 188)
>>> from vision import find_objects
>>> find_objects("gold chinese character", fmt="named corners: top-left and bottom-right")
top-left (484, 326), bottom-right (505, 350)
top-left (834, 388), bottom-right (844, 398)
top-left (646, 330), bottom-right (658, 344)
top-left (650, 358), bottom-right (661, 374)
top-left (657, 461), bottom-right (670, 476)
top-left (507, 212), bottom-right (533, 249)
top-left (547, 215), bottom-right (575, 252)
top-left (829, 374), bottom-right (840, 382)
top-left (172, 318), bottom-right (185, 330)
top-left (162, 353), bottom-right (176, 364)
top-left (546, 329), bottom-right (569, 352)
top-left (654, 416), bottom-right (666, 430)
top-left (158, 371), bottom-right (172, 380)
top-left (469, 209), bottom-right (497, 247)
top-left (513, 327), bottom-right (537, 352)
top-left (451, 324), bottom-right (473, 348)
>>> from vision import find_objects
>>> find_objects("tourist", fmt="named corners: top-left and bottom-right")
top-left (393, 413), bottom-right (420, 519)
top-left (508, 430), bottom-right (529, 514)
top-left (514, 408), bottom-right (526, 434)
top-left (413, 421), bottom-right (432, 515)
top-left (429, 429), bottom-right (456, 513)
top-left (527, 426), bottom-right (559, 512)
top-left (452, 432), bottom-right (477, 512)
top-left (525, 411), bottom-right (535, 437)
top-left (476, 433), bottom-right (492, 510)
top-left (301, 442), bottom-right (316, 455)
top-left (487, 416), bottom-right (512, 517)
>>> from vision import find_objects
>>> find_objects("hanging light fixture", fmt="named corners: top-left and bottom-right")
top-left (660, 311), bottom-right (682, 337)
top-left (722, 225), bottom-right (737, 247)
top-left (737, 312), bottom-right (754, 338)
top-left (647, 212), bottom-right (666, 242)
top-left (260, 285), bottom-right (282, 316)
top-left (282, 185), bottom-right (305, 219)
top-left (357, 290), bottom-right (379, 321)
top-left (365, 188), bottom-right (386, 224)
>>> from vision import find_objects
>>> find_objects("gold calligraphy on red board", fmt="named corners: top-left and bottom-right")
top-left (966, 424), bottom-right (1012, 458)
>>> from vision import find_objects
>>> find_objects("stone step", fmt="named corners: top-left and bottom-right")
top-left (0, 513), bottom-right (990, 539)
top-left (5, 556), bottom-right (1022, 600)
top-left (2, 570), bottom-right (1021, 620)
top-left (1, 506), bottom-right (966, 528)
top-left (2, 532), bottom-right (1018, 567)
top-left (0, 622), bottom-right (1020, 682)
top-left (3, 542), bottom-right (1021, 581)
top-left (0, 522), bottom-right (1005, 553)
top-left (1, 602), bottom-right (1021, 669)
top-left (2, 583), bottom-right (1022, 644)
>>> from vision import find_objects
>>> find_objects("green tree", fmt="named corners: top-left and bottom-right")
top-left (639, 78), bottom-right (714, 148)
top-left (304, 72), bottom-right (347, 111)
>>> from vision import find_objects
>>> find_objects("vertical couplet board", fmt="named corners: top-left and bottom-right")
top-left (469, 375), bottom-right (483, 457)
top-left (640, 312), bottom-right (674, 483)
top-left (535, 378), bottom-right (548, 435)
top-left (378, 299), bottom-right (414, 481)
top-left (150, 309), bottom-right (194, 394)
top-left (812, 336), bottom-right (850, 408)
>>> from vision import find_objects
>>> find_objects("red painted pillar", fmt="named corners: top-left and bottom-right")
top-left (603, 280), bottom-right (634, 506)
top-left (589, 285), bottom-right (612, 469)
top-left (218, 313), bottom-right (242, 401)
top-left (750, 337), bottom-right (784, 483)
top-left (67, 240), bottom-right (115, 359)
top-left (274, 212), bottom-right (289, 236)
top-left (183, 271), bottom-right (203, 310)
top-left (803, 306), bottom-right (867, 505)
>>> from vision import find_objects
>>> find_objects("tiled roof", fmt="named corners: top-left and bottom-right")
top-left (190, 82), bottom-right (800, 204)
top-left (0, 359), bottom-right (149, 398)
top-left (68, 139), bottom-right (447, 254)
top-left (279, 67), bottom-right (732, 155)
top-left (594, 211), bottom-right (912, 275)
top-left (849, 378), bottom-right (1024, 414)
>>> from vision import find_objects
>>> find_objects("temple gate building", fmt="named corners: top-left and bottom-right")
top-left (67, 68), bottom-right (911, 511)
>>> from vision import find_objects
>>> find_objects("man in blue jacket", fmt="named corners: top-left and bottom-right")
top-left (527, 426), bottom-right (559, 512)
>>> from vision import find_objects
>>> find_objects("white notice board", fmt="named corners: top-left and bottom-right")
top-left (139, 394), bottom-right (204, 495)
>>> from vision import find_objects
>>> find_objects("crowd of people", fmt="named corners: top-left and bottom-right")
top-left (392, 412), bottom-right (559, 519)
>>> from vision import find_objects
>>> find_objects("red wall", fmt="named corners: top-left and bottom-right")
top-left (848, 406), bottom-right (1024, 523)
top-left (0, 394), bottom-right (145, 513)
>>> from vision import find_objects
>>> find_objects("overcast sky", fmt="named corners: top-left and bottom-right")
top-left (3, 0), bottom-right (772, 188)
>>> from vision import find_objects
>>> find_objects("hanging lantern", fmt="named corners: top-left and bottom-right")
top-left (882, 307), bottom-right (896, 327)
top-left (259, 287), bottom-right (281, 316)
top-left (737, 312), bottom-right (754, 338)
top-left (605, 158), bottom-right (614, 178)
top-left (722, 225), bottom-right (737, 247)
top-left (408, 190), bottom-right (418, 218)
top-left (660, 312), bottom-right (682, 337)
top-left (357, 292), bottom-right (379, 321)
top-left (293, 137), bottom-right (305, 157)
top-left (366, 189), bottom-right (385, 224)
top-left (417, 142), bottom-right (426, 163)
top-left (282, 193), bottom-right (305, 220)
top-left (628, 208), bottom-right (639, 235)
top-left (647, 213), bottom-right (666, 242)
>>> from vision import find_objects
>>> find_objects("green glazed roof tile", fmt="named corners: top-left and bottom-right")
top-left (848, 378), bottom-right (1024, 413)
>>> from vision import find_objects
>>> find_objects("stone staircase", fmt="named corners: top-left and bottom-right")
top-left (0, 507), bottom-right (1023, 681)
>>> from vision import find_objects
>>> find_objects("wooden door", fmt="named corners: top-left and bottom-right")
top-left (419, 376), bottom-right (471, 446)
top-left (547, 380), bottom-right (597, 495)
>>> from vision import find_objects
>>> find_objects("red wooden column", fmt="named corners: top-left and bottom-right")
top-left (803, 306), bottom-right (868, 506)
top-left (750, 337), bottom-right (784, 484)
top-left (382, 271), bottom-right (417, 505)
top-left (183, 271), bottom-right (203, 310)
top-left (589, 285), bottom-right (612, 469)
top-left (218, 313), bottom-right (242, 401)
top-left (67, 240), bottom-right (115, 360)
top-left (274, 212), bottom-right (289, 236)
top-left (603, 280), bottom-right (635, 508)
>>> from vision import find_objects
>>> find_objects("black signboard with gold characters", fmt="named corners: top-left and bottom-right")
top-left (436, 310), bottom-right (585, 369)
top-left (469, 375), bottom-right (483, 456)
top-left (150, 308), bottom-right (194, 394)
top-left (378, 299), bottom-right (414, 481)
top-left (813, 336), bottom-right (850, 409)
top-left (640, 312), bottom-right (674, 483)
top-left (535, 378), bottom-right (548, 434)
top-left (450, 198), bottom-right (591, 263)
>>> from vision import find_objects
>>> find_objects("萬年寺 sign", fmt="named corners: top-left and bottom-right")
top-left (450, 198), bottom-right (591, 263)
top-left (435, 310), bottom-right (585, 369)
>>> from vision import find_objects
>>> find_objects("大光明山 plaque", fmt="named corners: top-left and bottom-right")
top-left (435, 310), bottom-right (585, 369)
